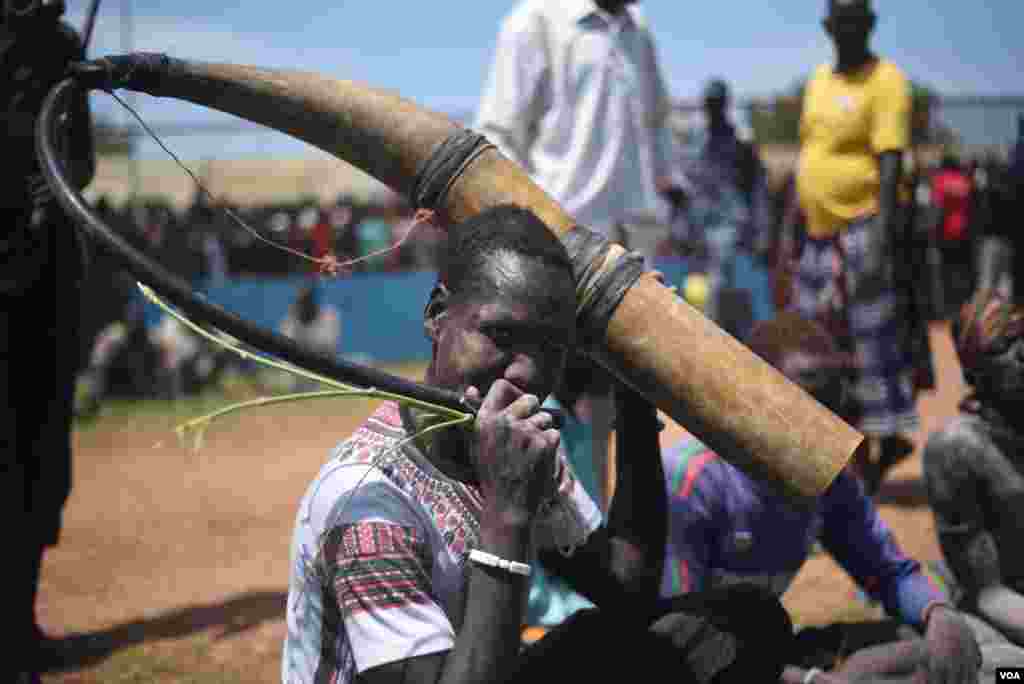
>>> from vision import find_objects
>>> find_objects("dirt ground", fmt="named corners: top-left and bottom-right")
top-left (38, 323), bottom-right (966, 683)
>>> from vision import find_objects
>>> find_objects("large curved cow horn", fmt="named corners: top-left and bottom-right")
top-left (104, 58), bottom-right (862, 499)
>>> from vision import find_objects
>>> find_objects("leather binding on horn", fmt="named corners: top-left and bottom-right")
top-left (412, 129), bottom-right (646, 347)
top-left (411, 129), bottom-right (495, 212)
top-left (561, 226), bottom-right (646, 346)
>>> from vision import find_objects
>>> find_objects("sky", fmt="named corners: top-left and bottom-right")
top-left (66, 0), bottom-right (1024, 160)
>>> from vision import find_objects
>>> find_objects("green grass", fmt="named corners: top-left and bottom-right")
top-left (43, 634), bottom-right (248, 684)
top-left (74, 361), bottom-right (430, 432)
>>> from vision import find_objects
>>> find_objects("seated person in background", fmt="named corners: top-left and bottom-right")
top-left (282, 204), bottom-right (793, 684)
top-left (924, 291), bottom-right (1024, 668)
top-left (279, 283), bottom-right (341, 391)
top-left (149, 314), bottom-right (202, 399)
top-left (661, 312), bottom-right (983, 683)
top-left (280, 283), bottom-right (341, 358)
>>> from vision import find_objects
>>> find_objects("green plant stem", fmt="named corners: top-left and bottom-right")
top-left (137, 282), bottom-right (471, 422)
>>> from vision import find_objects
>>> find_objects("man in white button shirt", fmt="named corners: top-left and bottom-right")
top-left (476, 0), bottom-right (682, 508)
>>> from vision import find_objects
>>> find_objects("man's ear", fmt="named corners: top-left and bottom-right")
top-left (423, 283), bottom-right (450, 341)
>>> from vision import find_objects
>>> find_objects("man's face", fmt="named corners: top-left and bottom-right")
top-left (429, 252), bottom-right (575, 402)
top-left (823, 8), bottom-right (874, 52)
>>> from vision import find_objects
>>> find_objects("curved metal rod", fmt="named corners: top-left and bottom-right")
top-left (81, 0), bottom-right (102, 54)
top-left (35, 76), bottom-right (475, 418)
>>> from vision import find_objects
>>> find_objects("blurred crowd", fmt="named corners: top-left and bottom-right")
top-left (773, 148), bottom-right (1022, 323)
top-left (73, 136), bottom-right (1022, 414)
top-left (86, 191), bottom-right (446, 282)
top-left (75, 192), bottom-right (445, 408)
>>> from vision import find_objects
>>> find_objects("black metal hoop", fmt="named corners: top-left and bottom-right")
top-left (35, 76), bottom-right (476, 418)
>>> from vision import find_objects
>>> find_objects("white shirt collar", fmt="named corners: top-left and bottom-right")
top-left (566, 0), bottom-right (639, 28)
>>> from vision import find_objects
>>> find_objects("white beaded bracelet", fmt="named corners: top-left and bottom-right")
top-left (468, 549), bottom-right (532, 577)
top-left (803, 667), bottom-right (823, 684)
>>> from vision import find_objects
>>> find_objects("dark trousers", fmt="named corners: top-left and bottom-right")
top-left (938, 240), bottom-right (976, 319)
top-left (508, 585), bottom-right (794, 684)
top-left (2, 213), bottom-right (81, 677)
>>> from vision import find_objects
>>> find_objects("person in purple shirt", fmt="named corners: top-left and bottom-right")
top-left (661, 312), bottom-right (983, 684)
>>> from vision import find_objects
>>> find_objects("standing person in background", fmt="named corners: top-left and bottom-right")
top-left (973, 156), bottom-right (1016, 302)
top-left (309, 206), bottom-right (333, 267)
top-left (983, 118), bottom-right (1024, 301)
top-left (475, 0), bottom-right (683, 507)
top-left (353, 203), bottom-right (394, 272)
top-left (0, 1), bottom-right (95, 681)
top-left (671, 79), bottom-right (772, 339)
top-left (929, 154), bottom-right (976, 319)
top-left (773, 171), bottom-right (807, 313)
top-left (188, 197), bottom-right (228, 285)
top-left (792, 0), bottom-right (919, 495)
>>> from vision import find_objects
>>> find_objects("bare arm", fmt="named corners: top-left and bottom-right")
top-left (359, 381), bottom-right (560, 684)
top-left (870, 64), bottom-right (911, 267)
top-left (876, 151), bottom-right (903, 242)
top-left (781, 664), bottom-right (924, 684)
top-left (539, 386), bottom-right (667, 615)
top-left (603, 386), bottom-right (668, 594)
top-left (975, 587), bottom-right (1024, 646)
top-left (781, 639), bottom-right (927, 684)
top-left (857, 149), bottom-right (906, 286)
top-left (357, 523), bottom-right (532, 684)
top-left (924, 424), bottom-right (1024, 645)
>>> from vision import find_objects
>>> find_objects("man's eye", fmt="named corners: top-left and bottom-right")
top-left (484, 327), bottom-right (517, 345)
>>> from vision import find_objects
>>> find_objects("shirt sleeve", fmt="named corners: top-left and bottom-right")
top-left (323, 479), bottom-right (455, 674)
top-left (474, 10), bottom-right (549, 168)
top-left (820, 470), bottom-right (944, 628)
top-left (870, 64), bottom-right (912, 154)
top-left (661, 444), bottom-right (718, 596)
top-left (643, 30), bottom-right (677, 183)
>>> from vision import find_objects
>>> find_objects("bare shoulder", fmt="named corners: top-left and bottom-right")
top-left (923, 415), bottom-right (994, 474)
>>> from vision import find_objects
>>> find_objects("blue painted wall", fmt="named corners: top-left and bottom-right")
top-left (142, 256), bottom-right (774, 363)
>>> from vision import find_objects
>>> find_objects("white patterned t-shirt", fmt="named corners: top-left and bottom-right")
top-left (281, 401), bottom-right (602, 684)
